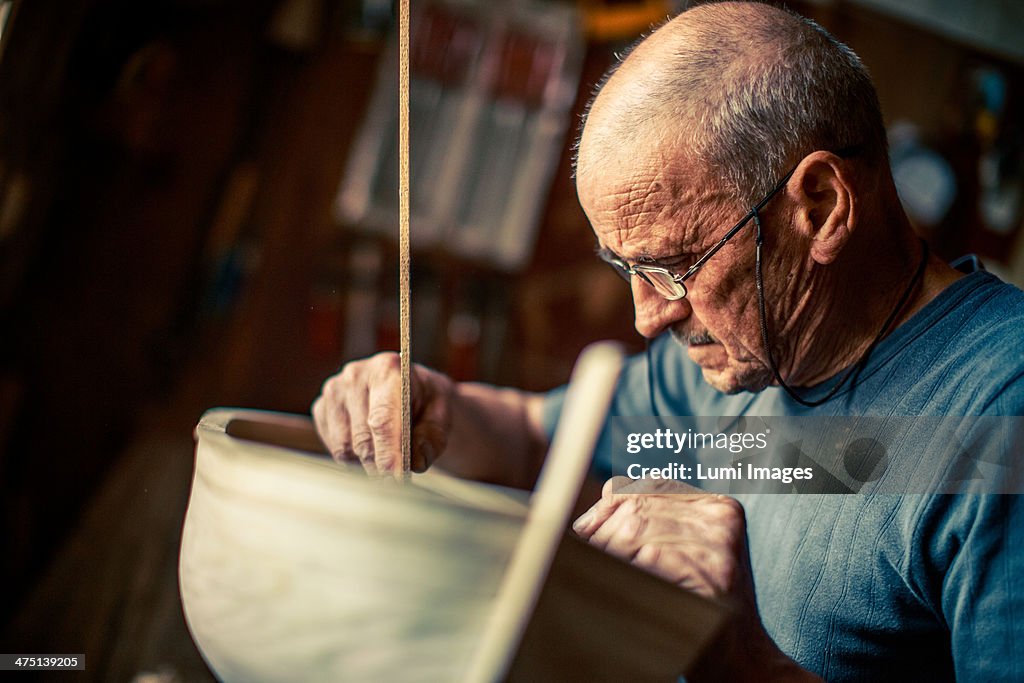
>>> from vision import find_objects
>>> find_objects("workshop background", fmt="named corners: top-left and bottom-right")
top-left (0, 0), bottom-right (1022, 680)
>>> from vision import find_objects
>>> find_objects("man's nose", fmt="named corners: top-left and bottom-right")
top-left (632, 276), bottom-right (691, 338)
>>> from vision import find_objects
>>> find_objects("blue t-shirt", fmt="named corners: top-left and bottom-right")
top-left (543, 268), bottom-right (1024, 682)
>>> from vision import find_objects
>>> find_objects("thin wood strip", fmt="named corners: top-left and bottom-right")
top-left (463, 343), bottom-right (624, 682)
top-left (398, 0), bottom-right (411, 475)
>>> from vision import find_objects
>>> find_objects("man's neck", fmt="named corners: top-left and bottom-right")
top-left (782, 230), bottom-right (961, 389)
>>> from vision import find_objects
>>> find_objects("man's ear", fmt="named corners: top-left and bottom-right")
top-left (788, 151), bottom-right (855, 265)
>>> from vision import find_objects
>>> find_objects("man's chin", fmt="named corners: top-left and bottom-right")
top-left (699, 363), bottom-right (772, 395)
top-left (680, 337), bottom-right (772, 393)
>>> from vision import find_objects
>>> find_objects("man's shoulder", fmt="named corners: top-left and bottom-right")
top-left (937, 272), bottom-right (1024, 359)
top-left (909, 271), bottom-right (1024, 414)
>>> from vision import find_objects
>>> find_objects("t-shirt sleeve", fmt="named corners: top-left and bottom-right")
top-left (917, 493), bottom-right (1024, 682)
top-left (540, 336), bottom-right (700, 479)
top-left (540, 383), bottom-right (567, 443)
top-left (539, 349), bottom-right (652, 479)
top-left (913, 368), bottom-right (1024, 681)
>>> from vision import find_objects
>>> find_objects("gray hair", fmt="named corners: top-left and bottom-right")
top-left (578, 2), bottom-right (888, 205)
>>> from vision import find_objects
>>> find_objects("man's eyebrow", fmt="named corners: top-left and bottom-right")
top-left (595, 243), bottom-right (688, 266)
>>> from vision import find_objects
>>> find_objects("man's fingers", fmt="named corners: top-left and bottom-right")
top-left (409, 367), bottom-right (452, 472)
top-left (576, 476), bottom-right (691, 540)
top-left (312, 396), bottom-right (356, 464)
top-left (572, 479), bottom-right (632, 540)
top-left (312, 352), bottom-right (454, 477)
top-left (411, 423), bottom-right (445, 473)
top-left (311, 394), bottom-right (355, 463)
top-left (341, 382), bottom-right (376, 474)
top-left (311, 395), bottom-right (328, 445)
top-left (366, 368), bottom-right (403, 476)
top-left (585, 498), bottom-right (644, 554)
top-left (578, 480), bottom-right (750, 598)
top-left (585, 497), bottom-right (680, 558)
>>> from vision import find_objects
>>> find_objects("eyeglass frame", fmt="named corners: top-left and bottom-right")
top-left (599, 165), bottom-right (799, 301)
top-left (598, 148), bottom-right (860, 301)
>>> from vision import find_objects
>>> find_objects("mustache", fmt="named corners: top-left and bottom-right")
top-left (670, 328), bottom-right (716, 346)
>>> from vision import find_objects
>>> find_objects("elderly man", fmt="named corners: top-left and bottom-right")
top-left (313, 2), bottom-right (1024, 681)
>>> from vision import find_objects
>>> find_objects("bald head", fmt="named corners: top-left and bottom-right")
top-left (577, 1), bottom-right (887, 204)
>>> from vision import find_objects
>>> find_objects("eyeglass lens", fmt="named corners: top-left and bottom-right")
top-left (638, 267), bottom-right (684, 298)
top-left (605, 258), bottom-right (685, 299)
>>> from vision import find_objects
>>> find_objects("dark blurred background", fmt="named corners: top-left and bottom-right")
top-left (0, 0), bottom-right (1021, 680)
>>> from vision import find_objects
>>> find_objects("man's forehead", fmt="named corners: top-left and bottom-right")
top-left (579, 156), bottom-right (726, 258)
top-left (592, 221), bottom-right (714, 270)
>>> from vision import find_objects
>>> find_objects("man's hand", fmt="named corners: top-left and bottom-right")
top-left (311, 352), bottom-right (454, 477)
top-left (573, 477), bottom-right (822, 682)
top-left (573, 477), bottom-right (754, 599)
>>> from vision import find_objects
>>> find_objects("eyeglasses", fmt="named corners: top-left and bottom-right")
top-left (600, 165), bottom-right (798, 300)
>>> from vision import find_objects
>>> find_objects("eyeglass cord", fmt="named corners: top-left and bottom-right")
top-left (754, 213), bottom-right (929, 408)
top-left (645, 214), bottom-right (929, 413)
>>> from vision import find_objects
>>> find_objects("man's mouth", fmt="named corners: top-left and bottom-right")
top-left (671, 328), bottom-right (717, 346)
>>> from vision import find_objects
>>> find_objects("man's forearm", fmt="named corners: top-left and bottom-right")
top-left (435, 382), bottom-right (549, 489)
